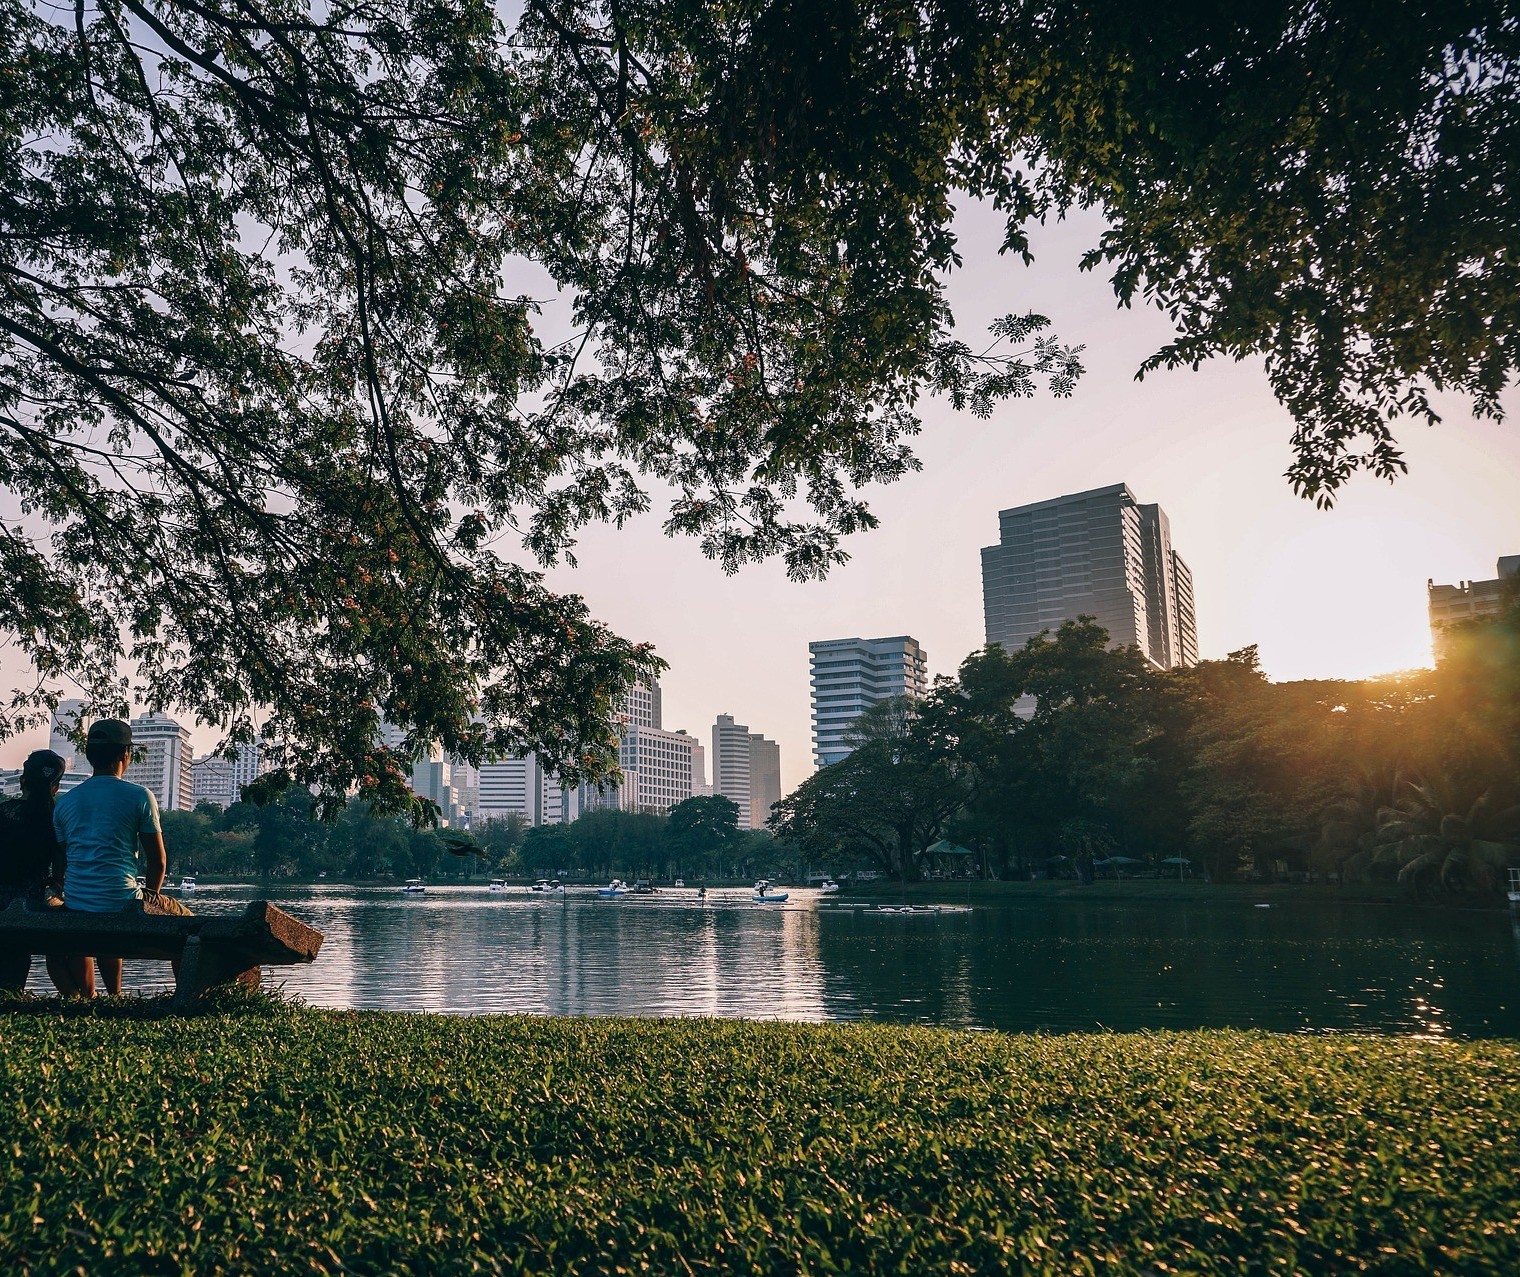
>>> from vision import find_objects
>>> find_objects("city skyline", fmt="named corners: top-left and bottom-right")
top-left (2, 207), bottom-right (1517, 797)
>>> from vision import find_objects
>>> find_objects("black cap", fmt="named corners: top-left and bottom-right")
top-left (22, 749), bottom-right (67, 789)
top-left (86, 718), bottom-right (133, 747)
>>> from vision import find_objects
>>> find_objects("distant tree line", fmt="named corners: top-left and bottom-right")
top-left (163, 790), bottom-right (478, 882)
top-left (164, 792), bottom-right (788, 884)
top-left (510, 797), bottom-right (787, 883)
top-left (773, 595), bottom-right (1520, 898)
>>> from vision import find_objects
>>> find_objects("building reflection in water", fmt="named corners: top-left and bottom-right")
top-left (151, 889), bottom-right (833, 1021)
top-left (70, 886), bottom-right (1520, 1039)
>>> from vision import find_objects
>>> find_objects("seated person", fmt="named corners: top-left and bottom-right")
top-left (51, 718), bottom-right (190, 997)
top-left (0, 749), bottom-right (67, 992)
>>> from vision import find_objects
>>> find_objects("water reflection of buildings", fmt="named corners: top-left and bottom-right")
top-left (90, 891), bottom-right (1520, 1037)
top-left (277, 893), bottom-right (830, 1020)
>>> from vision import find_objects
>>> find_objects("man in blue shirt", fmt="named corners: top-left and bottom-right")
top-left (51, 717), bottom-right (190, 997)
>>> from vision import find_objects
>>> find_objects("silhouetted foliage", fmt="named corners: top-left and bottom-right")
top-left (776, 609), bottom-right (1520, 894)
top-left (7, 2), bottom-right (1513, 815)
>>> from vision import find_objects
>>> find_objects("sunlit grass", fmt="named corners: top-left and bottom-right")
top-left (1, 1004), bottom-right (1516, 1274)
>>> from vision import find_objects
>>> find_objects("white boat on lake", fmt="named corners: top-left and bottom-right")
top-left (752, 880), bottom-right (789, 904)
top-left (401, 878), bottom-right (427, 894)
top-left (488, 879), bottom-right (507, 892)
top-left (178, 875), bottom-right (197, 892)
top-left (816, 880), bottom-right (840, 894)
top-left (597, 879), bottom-right (629, 898)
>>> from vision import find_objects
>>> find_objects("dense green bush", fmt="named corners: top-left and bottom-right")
top-left (0, 1011), bottom-right (1516, 1274)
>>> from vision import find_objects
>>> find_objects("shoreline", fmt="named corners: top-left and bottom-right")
top-left (181, 875), bottom-right (1515, 912)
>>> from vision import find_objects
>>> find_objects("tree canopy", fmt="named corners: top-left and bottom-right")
top-left (3, 1), bottom-right (1515, 809)
top-left (776, 612), bottom-right (1520, 895)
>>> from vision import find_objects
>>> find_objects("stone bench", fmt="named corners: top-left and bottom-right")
top-left (0, 899), bottom-right (323, 1008)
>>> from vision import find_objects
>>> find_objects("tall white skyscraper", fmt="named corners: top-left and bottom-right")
top-left (622, 677), bottom-right (662, 730)
top-left (980, 483), bottom-right (1198, 669)
top-left (573, 675), bottom-right (707, 817)
top-left (711, 714), bottom-right (781, 830)
top-left (592, 725), bottom-right (705, 814)
top-left (126, 711), bottom-right (194, 812)
top-left (711, 714), bottom-right (752, 826)
top-left (477, 755), bottom-right (579, 826)
top-left (474, 676), bottom-right (702, 825)
top-left (808, 636), bottom-right (928, 768)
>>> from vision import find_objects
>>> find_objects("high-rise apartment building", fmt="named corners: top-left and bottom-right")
top-left (615, 726), bottom-right (703, 813)
top-left (126, 711), bottom-right (194, 812)
top-left (571, 676), bottom-right (703, 817)
top-left (228, 737), bottom-right (268, 797)
top-left (981, 483), bottom-right (1199, 669)
top-left (477, 755), bottom-right (576, 825)
top-left (1428, 555), bottom-right (1519, 659)
top-left (747, 732), bottom-right (782, 830)
top-left (622, 677), bottom-right (662, 730)
top-left (711, 714), bottom-right (752, 825)
top-left (711, 714), bottom-right (781, 830)
top-left (191, 755), bottom-right (237, 808)
top-left (808, 636), bottom-right (928, 768)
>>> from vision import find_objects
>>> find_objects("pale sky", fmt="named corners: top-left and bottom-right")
top-left (5, 201), bottom-right (1519, 793)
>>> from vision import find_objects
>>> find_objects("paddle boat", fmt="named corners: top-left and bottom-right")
top-left (488, 879), bottom-right (507, 892)
top-left (673, 878), bottom-right (685, 889)
top-left (178, 875), bottom-right (197, 892)
top-left (752, 880), bottom-right (789, 904)
top-left (401, 878), bottom-right (427, 894)
top-left (597, 879), bottom-right (630, 898)
top-left (816, 880), bottom-right (839, 894)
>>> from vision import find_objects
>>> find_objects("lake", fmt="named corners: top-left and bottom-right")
top-left (43, 885), bottom-right (1520, 1037)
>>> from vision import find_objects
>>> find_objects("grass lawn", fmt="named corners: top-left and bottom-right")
top-left (0, 1002), bottom-right (1516, 1274)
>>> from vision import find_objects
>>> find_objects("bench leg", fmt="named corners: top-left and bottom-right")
top-left (172, 936), bottom-right (262, 1010)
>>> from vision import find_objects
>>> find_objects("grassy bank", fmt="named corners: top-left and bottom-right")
top-left (1, 1005), bottom-right (1516, 1275)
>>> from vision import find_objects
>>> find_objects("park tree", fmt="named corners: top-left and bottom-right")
top-left (158, 808), bottom-right (217, 874)
top-left (771, 698), bottom-right (967, 881)
top-left (949, 621), bottom-right (1171, 879)
top-left (520, 822), bottom-right (576, 878)
top-left (4, 2), bottom-right (1515, 812)
top-left (667, 795), bottom-right (741, 876)
top-left (474, 815), bottom-right (530, 874)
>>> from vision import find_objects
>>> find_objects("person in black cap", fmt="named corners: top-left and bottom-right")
top-left (0, 748), bottom-right (68, 992)
top-left (50, 717), bottom-right (191, 997)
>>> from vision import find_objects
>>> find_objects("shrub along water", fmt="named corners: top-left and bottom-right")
top-left (0, 1005), bottom-right (1516, 1274)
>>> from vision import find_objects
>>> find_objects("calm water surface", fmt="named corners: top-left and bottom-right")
top-left (63, 885), bottom-right (1520, 1037)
